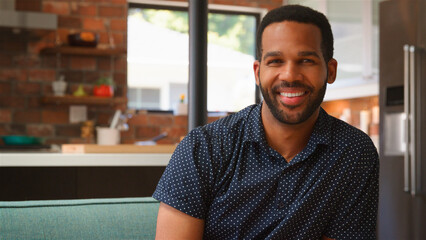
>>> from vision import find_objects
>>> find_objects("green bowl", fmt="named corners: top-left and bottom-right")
top-left (1, 136), bottom-right (43, 145)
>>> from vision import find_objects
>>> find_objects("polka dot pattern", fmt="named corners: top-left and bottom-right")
top-left (153, 103), bottom-right (379, 239)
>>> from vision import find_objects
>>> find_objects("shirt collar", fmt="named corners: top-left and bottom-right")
top-left (243, 103), bottom-right (265, 143)
top-left (243, 103), bottom-right (332, 147)
top-left (309, 107), bottom-right (332, 146)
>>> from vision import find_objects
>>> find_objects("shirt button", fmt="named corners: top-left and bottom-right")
top-left (278, 201), bottom-right (285, 209)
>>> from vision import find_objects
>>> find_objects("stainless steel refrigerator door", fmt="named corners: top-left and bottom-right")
top-left (406, 46), bottom-right (426, 197)
top-left (378, 0), bottom-right (426, 239)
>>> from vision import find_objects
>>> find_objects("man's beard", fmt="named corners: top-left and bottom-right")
top-left (258, 75), bottom-right (327, 125)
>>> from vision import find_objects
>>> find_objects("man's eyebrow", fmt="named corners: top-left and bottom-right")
top-left (262, 51), bottom-right (282, 61)
top-left (262, 51), bottom-right (321, 61)
top-left (298, 51), bottom-right (320, 58)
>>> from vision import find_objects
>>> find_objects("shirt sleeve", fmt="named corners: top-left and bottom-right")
top-left (152, 128), bottom-right (216, 219)
top-left (325, 142), bottom-right (379, 240)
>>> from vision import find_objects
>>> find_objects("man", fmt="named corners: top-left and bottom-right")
top-left (153, 4), bottom-right (379, 240)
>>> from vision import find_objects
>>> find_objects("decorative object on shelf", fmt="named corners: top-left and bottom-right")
top-left (93, 76), bottom-right (114, 97)
top-left (339, 108), bottom-right (352, 124)
top-left (81, 120), bottom-right (95, 139)
top-left (96, 127), bottom-right (120, 145)
top-left (116, 110), bottom-right (133, 131)
top-left (104, 20), bottom-right (115, 49)
top-left (135, 132), bottom-right (168, 146)
top-left (359, 110), bottom-right (371, 134)
top-left (109, 110), bottom-right (122, 129)
top-left (73, 84), bottom-right (87, 97)
top-left (68, 32), bottom-right (99, 47)
top-left (173, 94), bottom-right (187, 115)
top-left (52, 75), bottom-right (67, 96)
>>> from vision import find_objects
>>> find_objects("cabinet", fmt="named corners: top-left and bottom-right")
top-left (0, 167), bottom-right (165, 200)
top-left (288, 0), bottom-right (379, 101)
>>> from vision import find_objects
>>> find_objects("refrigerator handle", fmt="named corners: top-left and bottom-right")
top-left (403, 44), bottom-right (410, 193)
top-left (409, 45), bottom-right (417, 196)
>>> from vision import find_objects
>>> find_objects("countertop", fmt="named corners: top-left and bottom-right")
top-left (0, 144), bottom-right (176, 167)
top-left (0, 152), bottom-right (172, 167)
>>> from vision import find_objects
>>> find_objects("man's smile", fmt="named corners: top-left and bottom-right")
top-left (280, 91), bottom-right (306, 97)
top-left (275, 87), bottom-right (310, 107)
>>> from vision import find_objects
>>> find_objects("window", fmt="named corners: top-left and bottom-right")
top-left (288, 0), bottom-right (382, 100)
top-left (127, 1), bottom-right (265, 112)
top-left (128, 88), bottom-right (160, 109)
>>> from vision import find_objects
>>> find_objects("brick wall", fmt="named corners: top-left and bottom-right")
top-left (0, 0), bottom-right (128, 144)
top-left (0, 0), bottom-right (282, 145)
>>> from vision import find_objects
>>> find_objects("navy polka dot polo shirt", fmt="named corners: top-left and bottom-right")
top-left (153, 103), bottom-right (379, 240)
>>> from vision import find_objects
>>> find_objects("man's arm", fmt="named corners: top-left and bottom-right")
top-left (155, 202), bottom-right (205, 240)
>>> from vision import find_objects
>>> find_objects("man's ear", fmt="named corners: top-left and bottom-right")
top-left (327, 58), bottom-right (338, 84)
top-left (253, 60), bottom-right (260, 86)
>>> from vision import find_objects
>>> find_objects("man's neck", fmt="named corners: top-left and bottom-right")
top-left (261, 104), bottom-right (319, 162)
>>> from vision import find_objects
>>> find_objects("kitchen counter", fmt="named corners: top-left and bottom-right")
top-left (0, 144), bottom-right (175, 167)
top-left (0, 145), bottom-right (174, 200)
top-left (0, 153), bottom-right (172, 167)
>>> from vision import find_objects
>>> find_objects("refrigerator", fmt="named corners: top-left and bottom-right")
top-left (378, 0), bottom-right (426, 239)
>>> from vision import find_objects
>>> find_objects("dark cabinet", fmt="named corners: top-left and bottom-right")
top-left (0, 167), bottom-right (165, 201)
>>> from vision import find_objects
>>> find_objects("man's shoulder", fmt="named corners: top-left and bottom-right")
top-left (195, 104), bottom-right (259, 139)
top-left (325, 113), bottom-right (376, 151)
top-left (321, 113), bottom-right (378, 171)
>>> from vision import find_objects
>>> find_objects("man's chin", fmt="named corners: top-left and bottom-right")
top-left (270, 107), bottom-right (304, 125)
top-left (280, 102), bottom-right (303, 111)
top-left (279, 113), bottom-right (305, 125)
top-left (273, 103), bottom-right (319, 125)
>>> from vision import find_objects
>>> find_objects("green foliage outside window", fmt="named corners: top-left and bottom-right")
top-left (128, 8), bottom-right (256, 56)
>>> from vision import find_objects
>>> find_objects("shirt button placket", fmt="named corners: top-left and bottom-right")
top-left (276, 165), bottom-right (289, 212)
top-left (276, 185), bottom-right (286, 211)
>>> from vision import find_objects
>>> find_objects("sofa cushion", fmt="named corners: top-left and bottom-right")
top-left (0, 197), bottom-right (159, 240)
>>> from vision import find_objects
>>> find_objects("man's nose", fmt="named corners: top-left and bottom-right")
top-left (279, 62), bottom-right (302, 81)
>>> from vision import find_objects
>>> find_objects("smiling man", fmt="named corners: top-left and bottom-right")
top-left (154, 5), bottom-right (379, 240)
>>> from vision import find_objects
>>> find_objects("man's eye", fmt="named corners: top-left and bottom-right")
top-left (302, 59), bottom-right (315, 64)
top-left (267, 59), bottom-right (283, 65)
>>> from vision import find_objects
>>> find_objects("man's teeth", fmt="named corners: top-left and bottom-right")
top-left (280, 92), bottom-right (304, 97)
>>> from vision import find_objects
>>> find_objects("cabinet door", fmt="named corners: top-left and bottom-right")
top-left (418, 0), bottom-right (426, 48)
top-left (0, 168), bottom-right (77, 200)
top-left (416, 0), bottom-right (426, 197)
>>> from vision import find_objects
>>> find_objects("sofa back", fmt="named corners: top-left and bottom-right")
top-left (0, 197), bottom-right (160, 240)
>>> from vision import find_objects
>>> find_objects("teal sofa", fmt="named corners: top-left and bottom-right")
top-left (0, 197), bottom-right (160, 240)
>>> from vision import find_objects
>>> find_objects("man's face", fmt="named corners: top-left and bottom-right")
top-left (254, 21), bottom-right (337, 125)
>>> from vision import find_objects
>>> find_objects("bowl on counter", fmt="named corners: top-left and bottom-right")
top-left (1, 136), bottom-right (44, 146)
top-left (68, 32), bottom-right (99, 47)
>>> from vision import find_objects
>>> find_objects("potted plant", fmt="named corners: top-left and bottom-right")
top-left (93, 76), bottom-right (114, 97)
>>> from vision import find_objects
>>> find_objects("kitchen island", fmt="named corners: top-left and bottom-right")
top-left (0, 150), bottom-right (173, 201)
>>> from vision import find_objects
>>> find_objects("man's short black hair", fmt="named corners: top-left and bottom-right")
top-left (256, 5), bottom-right (334, 62)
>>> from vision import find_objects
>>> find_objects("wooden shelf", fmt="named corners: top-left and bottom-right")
top-left (40, 46), bottom-right (126, 56)
top-left (41, 95), bottom-right (127, 106)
